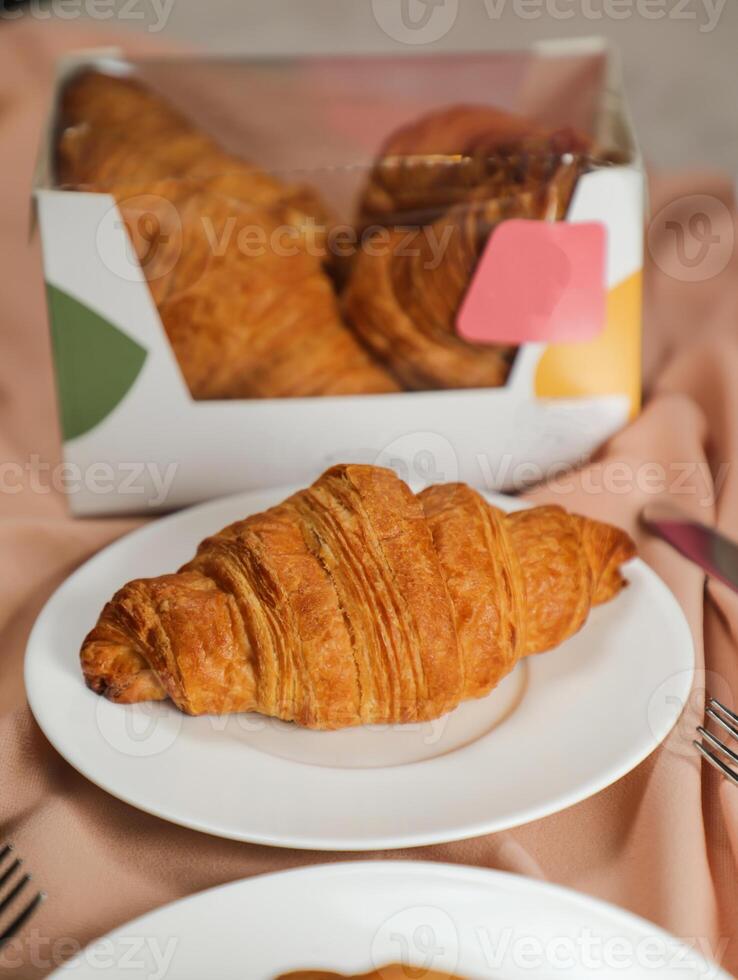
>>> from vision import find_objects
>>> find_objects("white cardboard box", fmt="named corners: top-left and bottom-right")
top-left (34, 38), bottom-right (644, 515)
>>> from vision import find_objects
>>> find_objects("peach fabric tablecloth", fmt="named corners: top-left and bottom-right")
top-left (2, 19), bottom-right (738, 980)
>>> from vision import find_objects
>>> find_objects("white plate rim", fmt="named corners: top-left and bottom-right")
top-left (25, 485), bottom-right (695, 850)
top-left (52, 860), bottom-right (729, 979)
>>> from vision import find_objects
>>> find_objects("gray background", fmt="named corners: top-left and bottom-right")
top-left (75, 0), bottom-right (738, 171)
top-left (14, 0), bottom-right (738, 169)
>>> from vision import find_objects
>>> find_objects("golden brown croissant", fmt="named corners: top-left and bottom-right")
top-left (358, 103), bottom-right (592, 227)
top-left (345, 104), bottom-right (592, 390)
top-left (81, 465), bottom-right (635, 730)
top-left (56, 70), bottom-right (329, 221)
top-left (344, 198), bottom-right (522, 390)
top-left (56, 71), bottom-right (398, 398)
top-left (111, 177), bottom-right (398, 399)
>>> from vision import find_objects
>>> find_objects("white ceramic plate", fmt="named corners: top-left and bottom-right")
top-left (26, 487), bottom-right (693, 850)
top-left (54, 861), bottom-right (727, 979)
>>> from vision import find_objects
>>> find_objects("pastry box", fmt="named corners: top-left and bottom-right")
top-left (33, 37), bottom-right (644, 515)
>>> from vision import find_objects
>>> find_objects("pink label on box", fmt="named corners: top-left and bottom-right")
top-left (456, 220), bottom-right (607, 346)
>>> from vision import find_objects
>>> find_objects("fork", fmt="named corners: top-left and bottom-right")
top-left (694, 699), bottom-right (738, 786)
top-left (0, 844), bottom-right (46, 951)
top-left (640, 506), bottom-right (738, 786)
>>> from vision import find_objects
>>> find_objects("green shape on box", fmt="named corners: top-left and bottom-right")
top-left (46, 284), bottom-right (147, 441)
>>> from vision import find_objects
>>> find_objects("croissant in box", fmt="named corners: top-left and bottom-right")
top-left (56, 71), bottom-right (399, 400)
top-left (357, 103), bottom-right (592, 227)
top-left (345, 104), bottom-right (595, 391)
top-left (57, 74), bottom-right (598, 399)
top-left (81, 464), bottom-right (635, 730)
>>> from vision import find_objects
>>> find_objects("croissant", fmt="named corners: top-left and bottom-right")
top-left (81, 464), bottom-right (635, 730)
top-left (56, 70), bottom-right (330, 222)
top-left (110, 177), bottom-right (399, 399)
top-left (358, 103), bottom-right (592, 227)
top-left (345, 104), bottom-right (592, 390)
top-left (56, 71), bottom-right (398, 399)
top-left (344, 197), bottom-right (522, 390)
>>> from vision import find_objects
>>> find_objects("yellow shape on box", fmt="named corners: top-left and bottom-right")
top-left (535, 271), bottom-right (642, 418)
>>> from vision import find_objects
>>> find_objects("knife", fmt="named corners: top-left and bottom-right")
top-left (641, 503), bottom-right (738, 594)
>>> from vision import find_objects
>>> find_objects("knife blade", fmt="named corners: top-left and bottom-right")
top-left (641, 503), bottom-right (738, 594)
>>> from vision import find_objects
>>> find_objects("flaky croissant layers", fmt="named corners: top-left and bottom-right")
top-left (81, 465), bottom-right (635, 729)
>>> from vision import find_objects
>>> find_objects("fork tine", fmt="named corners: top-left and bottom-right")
top-left (0, 891), bottom-right (45, 952)
top-left (706, 706), bottom-right (738, 743)
top-left (694, 739), bottom-right (738, 786)
top-left (0, 847), bottom-right (45, 952)
top-left (0, 875), bottom-right (30, 919)
top-left (0, 860), bottom-right (21, 891)
top-left (698, 726), bottom-right (738, 765)
top-left (709, 698), bottom-right (738, 725)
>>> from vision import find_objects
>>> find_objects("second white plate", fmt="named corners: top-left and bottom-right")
top-left (25, 486), bottom-right (694, 849)
top-left (56, 861), bottom-right (728, 978)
